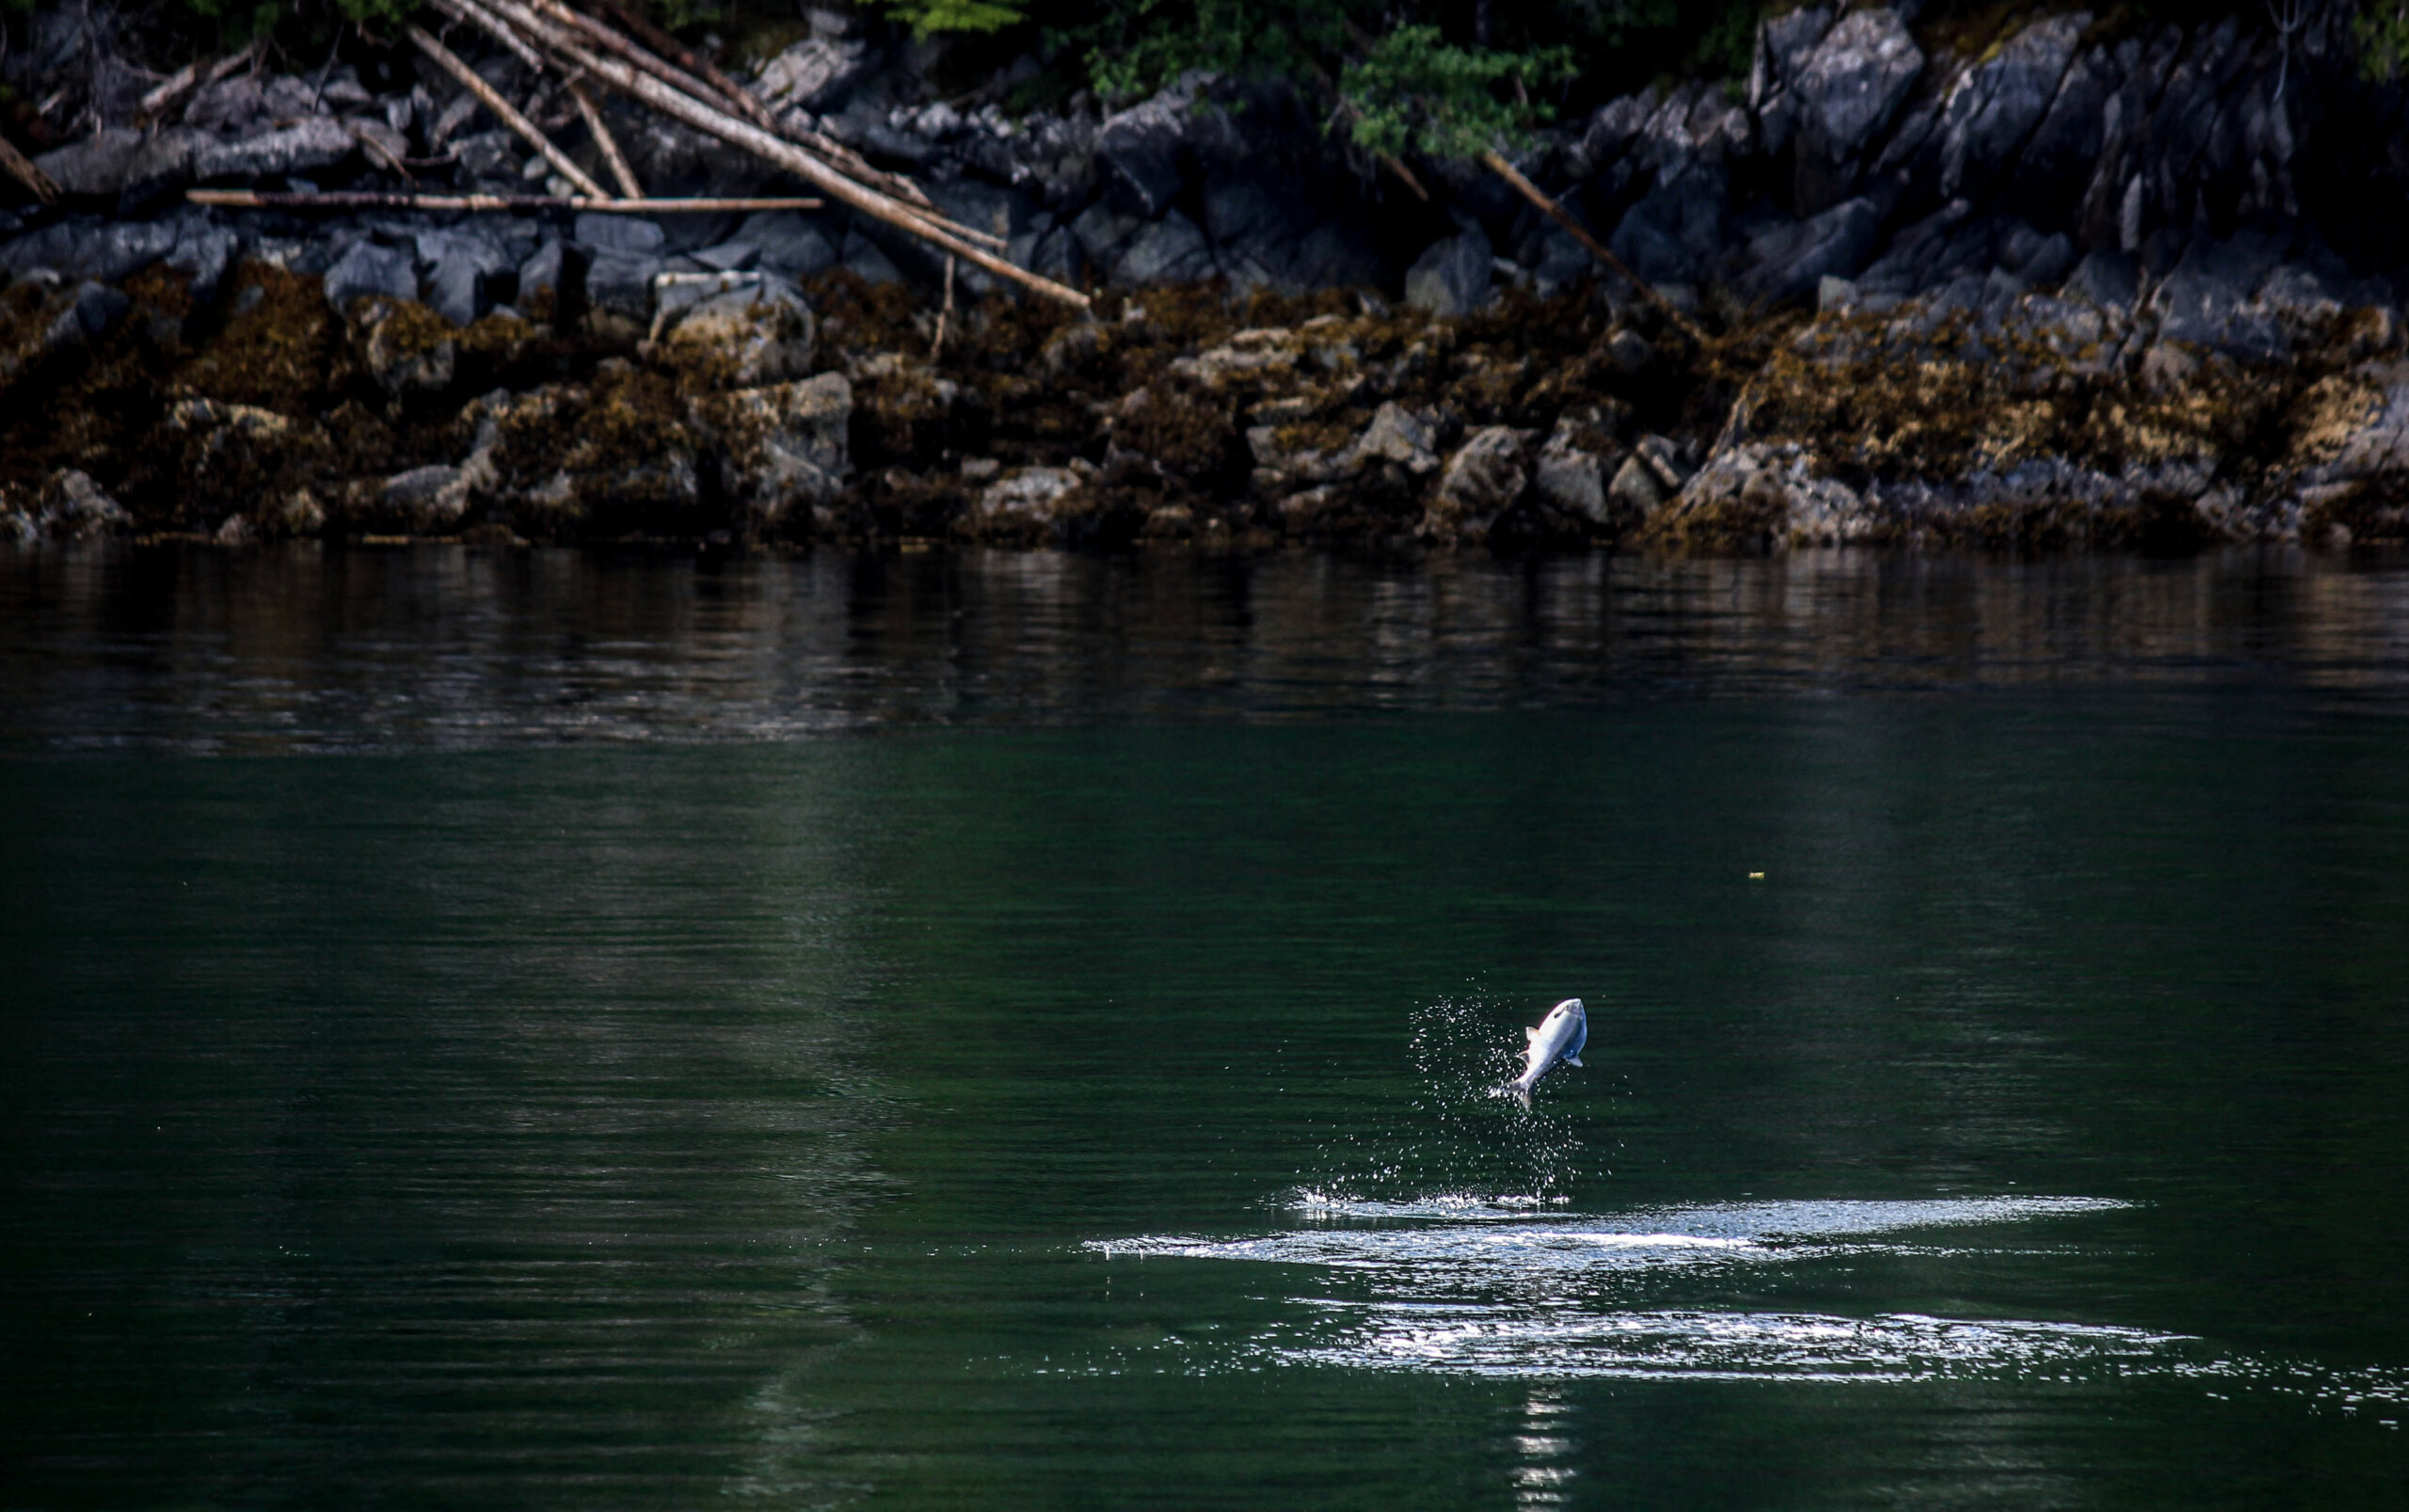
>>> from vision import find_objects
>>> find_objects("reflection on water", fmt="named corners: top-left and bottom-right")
top-left (4, 546), bottom-right (2409, 747)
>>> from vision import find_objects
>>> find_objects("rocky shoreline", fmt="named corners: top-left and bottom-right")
top-left (6, 4), bottom-right (2409, 550)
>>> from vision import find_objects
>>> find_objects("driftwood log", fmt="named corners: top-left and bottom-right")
top-left (189, 189), bottom-right (822, 212)
top-left (407, 24), bottom-right (610, 200)
top-left (476, 0), bottom-right (1085, 305)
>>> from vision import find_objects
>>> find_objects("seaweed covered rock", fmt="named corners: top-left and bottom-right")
top-left (158, 399), bottom-right (335, 527)
top-left (0, 469), bottom-right (133, 541)
top-left (689, 373), bottom-right (854, 535)
top-left (653, 276), bottom-right (817, 390)
top-left (447, 368), bottom-right (703, 540)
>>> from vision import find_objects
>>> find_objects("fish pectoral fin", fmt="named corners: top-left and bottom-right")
top-left (1525, 1027), bottom-right (1540, 1042)
top-left (1566, 1056), bottom-right (1583, 1067)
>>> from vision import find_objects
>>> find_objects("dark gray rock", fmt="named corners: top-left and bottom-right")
top-left (117, 128), bottom-right (211, 214)
top-left (1204, 181), bottom-right (1380, 294)
top-left (1283, 221), bottom-right (1384, 293)
top-left (1748, 6), bottom-right (1837, 157)
top-left (1071, 200), bottom-right (1144, 270)
top-left (164, 223), bottom-right (238, 305)
top-left (574, 213), bottom-right (666, 255)
top-left (324, 240), bottom-right (417, 312)
top-left (32, 127), bottom-right (142, 199)
top-left (736, 211), bottom-right (838, 279)
top-left (1857, 200), bottom-right (1983, 295)
top-left (193, 116), bottom-right (357, 183)
top-left (70, 280), bottom-right (130, 340)
top-left (1996, 223), bottom-right (2076, 287)
top-left (2001, 42), bottom-right (2118, 225)
top-left (840, 230), bottom-right (901, 285)
top-left (1406, 226), bottom-right (1492, 315)
top-left (1791, 8), bottom-right (1925, 212)
top-left (1927, 13), bottom-right (2085, 204)
top-left (2153, 235), bottom-right (2288, 358)
top-left (1609, 178), bottom-right (1725, 284)
top-left (1733, 197), bottom-right (1881, 306)
top-left (1110, 211), bottom-right (1214, 286)
top-left (1096, 79), bottom-right (1229, 218)
top-left (584, 250), bottom-right (664, 324)
top-left (380, 464), bottom-right (471, 532)
top-left (1025, 225), bottom-right (1083, 285)
top-left (418, 230), bottom-right (517, 327)
top-left (0, 217), bottom-right (183, 286)
top-left (754, 36), bottom-right (874, 115)
top-left (453, 129), bottom-right (522, 183)
top-left (693, 241), bottom-right (759, 272)
top-left (518, 239), bottom-right (582, 309)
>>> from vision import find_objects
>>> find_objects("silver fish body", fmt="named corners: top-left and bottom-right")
top-left (1509, 997), bottom-right (1587, 1104)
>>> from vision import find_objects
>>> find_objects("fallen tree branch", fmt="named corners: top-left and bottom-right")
top-left (555, 0), bottom-right (952, 224)
top-left (0, 134), bottom-right (60, 203)
top-left (429, 0), bottom-right (550, 75)
top-left (567, 79), bottom-right (642, 199)
top-left (190, 188), bottom-right (822, 212)
top-left (407, 24), bottom-right (611, 200)
top-left (1479, 148), bottom-right (1703, 343)
top-left (532, 0), bottom-right (726, 119)
top-left (594, 0), bottom-right (780, 135)
top-left (485, 0), bottom-right (1077, 304)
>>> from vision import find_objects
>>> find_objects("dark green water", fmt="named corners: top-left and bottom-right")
top-left (7, 547), bottom-right (2409, 1507)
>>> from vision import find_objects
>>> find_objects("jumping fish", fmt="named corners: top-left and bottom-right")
top-left (1508, 997), bottom-right (1587, 1106)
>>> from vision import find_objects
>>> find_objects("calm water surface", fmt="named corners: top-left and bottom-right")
top-left (5, 545), bottom-right (2409, 1507)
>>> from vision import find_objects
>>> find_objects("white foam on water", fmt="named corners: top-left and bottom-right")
top-left (1102, 1225), bottom-right (1760, 1277)
top-left (1291, 1305), bottom-right (2195, 1381)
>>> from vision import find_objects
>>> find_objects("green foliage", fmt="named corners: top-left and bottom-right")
top-left (2357, 0), bottom-right (2409, 80)
top-left (1063, 0), bottom-right (1364, 104)
top-left (885, 0), bottom-right (1025, 39)
top-left (1340, 24), bottom-right (1572, 160)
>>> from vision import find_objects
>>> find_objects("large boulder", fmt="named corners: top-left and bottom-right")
top-left (1531, 415), bottom-right (1631, 531)
top-left (31, 127), bottom-right (143, 199)
top-left (1096, 77), bottom-right (1225, 218)
top-left (753, 36), bottom-right (873, 114)
top-left (1917, 13), bottom-right (2088, 204)
top-left (964, 465), bottom-right (1094, 543)
top-left (1790, 8), bottom-right (1924, 212)
top-left (415, 229), bottom-right (518, 327)
top-left (1422, 425), bottom-right (1532, 542)
top-left (192, 116), bottom-right (357, 183)
top-left (0, 216), bottom-right (183, 286)
top-left (32, 469), bottom-right (133, 539)
top-left (1109, 212), bottom-right (1215, 286)
top-left (324, 241), bottom-right (417, 312)
top-left (378, 463), bottom-right (473, 533)
top-left (1733, 197), bottom-right (1881, 307)
top-left (1405, 227), bottom-right (1492, 316)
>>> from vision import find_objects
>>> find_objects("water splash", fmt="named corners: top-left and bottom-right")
top-left (1304, 993), bottom-right (1600, 1206)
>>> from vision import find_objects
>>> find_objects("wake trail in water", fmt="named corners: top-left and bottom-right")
top-left (1084, 1195), bottom-right (2409, 1422)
